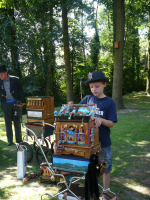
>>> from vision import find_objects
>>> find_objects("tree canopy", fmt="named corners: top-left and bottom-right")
top-left (0, 0), bottom-right (149, 108)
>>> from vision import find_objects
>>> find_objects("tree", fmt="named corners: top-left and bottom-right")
top-left (146, 0), bottom-right (150, 95)
top-left (112, 0), bottom-right (125, 109)
top-left (122, 0), bottom-right (147, 94)
top-left (0, 7), bottom-right (21, 76)
top-left (89, 1), bottom-right (100, 70)
top-left (61, 0), bottom-right (73, 102)
top-left (0, 0), bottom-right (149, 104)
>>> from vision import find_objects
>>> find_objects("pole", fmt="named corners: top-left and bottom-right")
top-left (79, 77), bottom-right (84, 101)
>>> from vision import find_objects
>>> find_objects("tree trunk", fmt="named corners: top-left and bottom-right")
top-left (81, 6), bottom-right (86, 69)
top-left (62, 0), bottom-right (73, 102)
top-left (146, 1), bottom-right (150, 95)
top-left (132, 27), bottom-right (140, 84)
top-left (112, 0), bottom-right (125, 109)
top-left (0, 9), bottom-right (4, 64)
top-left (135, 29), bottom-right (140, 84)
top-left (7, 9), bottom-right (21, 77)
top-left (45, 5), bottom-right (54, 96)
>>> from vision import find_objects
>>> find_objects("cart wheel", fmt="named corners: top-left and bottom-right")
top-left (33, 137), bottom-right (49, 151)
top-left (20, 142), bottom-right (33, 163)
top-left (22, 133), bottom-right (34, 143)
top-left (35, 146), bottom-right (52, 165)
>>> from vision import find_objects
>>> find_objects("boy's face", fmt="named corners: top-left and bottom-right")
top-left (89, 82), bottom-right (107, 98)
top-left (68, 102), bottom-right (73, 107)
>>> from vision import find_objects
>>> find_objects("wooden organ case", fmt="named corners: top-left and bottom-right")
top-left (53, 104), bottom-right (101, 158)
top-left (26, 96), bottom-right (54, 124)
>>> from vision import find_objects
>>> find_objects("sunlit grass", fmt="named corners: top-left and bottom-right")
top-left (125, 184), bottom-right (150, 196)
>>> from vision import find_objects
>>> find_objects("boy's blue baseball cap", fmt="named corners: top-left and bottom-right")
top-left (85, 71), bottom-right (109, 85)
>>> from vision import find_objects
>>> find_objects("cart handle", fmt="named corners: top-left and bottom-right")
top-left (24, 122), bottom-right (55, 128)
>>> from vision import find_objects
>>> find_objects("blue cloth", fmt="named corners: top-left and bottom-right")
top-left (101, 146), bottom-right (112, 173)
top-left (5, 98), bottom-right (18, 103)
top-left (3, 76), bottom-right (14, 99)
top-left (79, 95), bottom-right (117, 148)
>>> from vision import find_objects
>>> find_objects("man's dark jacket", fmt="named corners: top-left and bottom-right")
top-left (0, 75), bottom-right (25, 103)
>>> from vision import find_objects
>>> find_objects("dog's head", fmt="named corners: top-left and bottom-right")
top-left (89, 154), bottom-right (99, 166)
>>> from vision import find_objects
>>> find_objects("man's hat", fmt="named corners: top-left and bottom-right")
top-left (0, 65), bottom-right (7, 73)
top-left (85, 71), bottom-right (109, 85)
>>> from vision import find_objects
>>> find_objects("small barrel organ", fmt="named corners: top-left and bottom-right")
top-left (53, 104), bottom-right (101, 158)
top-left (26, 96), bottom-right (54, 124)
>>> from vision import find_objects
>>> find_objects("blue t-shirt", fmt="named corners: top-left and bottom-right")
top-left (79, 95), bottom-right (117, 148)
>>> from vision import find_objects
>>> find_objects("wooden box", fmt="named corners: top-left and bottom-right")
top-left (54, 121), bottom-right (101, 158)
top-left (26, 96), bottom-right (54, 124)
top-left (114, 41), bottom-right (119, 49)
top-left (40, 163), bottom-right (60, 183)
top-left (53, 104), bottom-right (101, 158)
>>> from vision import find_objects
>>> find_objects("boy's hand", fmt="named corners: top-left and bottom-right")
top-left (94, 117), bottom-right (115, 128)
top-left (94, 117), bottom-right (103, 128)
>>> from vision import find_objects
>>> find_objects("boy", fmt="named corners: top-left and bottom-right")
top-left (79, 71), bottom-right (117, 198)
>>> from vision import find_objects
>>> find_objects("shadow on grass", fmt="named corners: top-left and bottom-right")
top-left (0, 188), bottom-right (10, 199)
top-left (0, 140), bottom-right (17, 171)
top-left (108, 180), bottom-right (150, 200)
top-left (123, 91), bottom-right (150, 110)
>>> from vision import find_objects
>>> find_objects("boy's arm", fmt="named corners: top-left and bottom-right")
top-left (94, 99), bottom-right (117, 128)
top-left (94, 117), bottom-right (114, 128)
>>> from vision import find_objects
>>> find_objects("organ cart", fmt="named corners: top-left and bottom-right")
top-left (21, 96), bottom-right (55, 163)
top-left (22, 101), bottom-right (118, 200)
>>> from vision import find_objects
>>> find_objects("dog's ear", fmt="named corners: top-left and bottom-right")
top-left (96, 152), bottom-right (105, 165)
top-left (90, 154), bottom-right (99, 165)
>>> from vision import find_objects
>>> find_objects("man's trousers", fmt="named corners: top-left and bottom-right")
top-left (1, 100), bottom-right (22, 143)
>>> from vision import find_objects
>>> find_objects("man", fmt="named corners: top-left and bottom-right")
top-left (0, 64), bottom-right (25, 146)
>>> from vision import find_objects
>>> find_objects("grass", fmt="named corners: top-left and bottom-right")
top-left (0, 91), bottom-right (150, 200)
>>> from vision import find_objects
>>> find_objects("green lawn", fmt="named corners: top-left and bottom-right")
top-left (0, 91), bottom-right (150, 200)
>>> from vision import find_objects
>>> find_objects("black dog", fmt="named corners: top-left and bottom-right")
top-left (85, 152), bottom-right (108, 200)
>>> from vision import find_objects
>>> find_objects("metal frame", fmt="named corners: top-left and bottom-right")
top-left (23, 123), bottom-right (81, 200)
top-left (24, 122), bottom-right (117, 200)
top-left (98, 184), bottom-right (117, 199)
